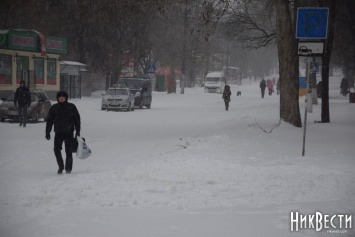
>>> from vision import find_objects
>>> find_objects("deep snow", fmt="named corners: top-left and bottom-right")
top-left (0, 74), bottom-right (354, 237)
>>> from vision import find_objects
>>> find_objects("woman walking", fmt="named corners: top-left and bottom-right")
top-left (222, 85), bottom-right (231, 111)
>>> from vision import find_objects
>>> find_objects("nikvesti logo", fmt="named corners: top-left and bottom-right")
top-left (290, 211), bottom-right (352, 232)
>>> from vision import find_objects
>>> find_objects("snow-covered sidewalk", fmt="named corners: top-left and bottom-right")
top-left (0, 75), bottom-right (354, 237)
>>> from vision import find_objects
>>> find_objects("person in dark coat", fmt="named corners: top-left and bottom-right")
top-left (222, 85), bottom-right (231, 111)
top-left (45, 91), bottom-right (81, 174)
top-left (14, 80), bottom-right (31, 127)
top-left (340, 78), bottom-right (349, 96)
top-left (259, 78), bottom-right (266, 98)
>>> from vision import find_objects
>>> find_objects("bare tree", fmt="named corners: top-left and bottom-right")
top-left (273, 0), bottom-right (301, 127)
top-left (319, 0), bottom-right (337, 123)
top-left (224, 0), bottom-right (276, 48)
top-left (331, 0), bottom-right (355, 88)
top-left (223, 0), bottom-right (301, 127)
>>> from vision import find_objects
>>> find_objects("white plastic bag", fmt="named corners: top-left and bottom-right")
top-left (76, 136), bottom-right (92, 159)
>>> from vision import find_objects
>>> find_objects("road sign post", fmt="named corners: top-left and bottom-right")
top-left (297, 7), bottom-right (328, 157)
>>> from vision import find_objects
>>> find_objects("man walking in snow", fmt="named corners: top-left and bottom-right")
top-left (45, 91), bottom-right (81, 174)
top-left (340, 78), bottom-right (349, 96)
top-left (259, 78), bottom-right (266, 98)
top-left (14, 80), bottom-right (31, 127)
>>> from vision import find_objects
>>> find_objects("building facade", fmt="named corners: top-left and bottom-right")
top-left (0, 29), bottom-right (67, 99)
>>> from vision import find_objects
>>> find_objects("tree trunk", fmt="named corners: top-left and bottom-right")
top-left (180, 0), bottom-right (189, 94)
top-left (180, 75), bottom-right (185, 94)
top-left (273, 0), bottom-right (302, 127)
top-left (321, 56), bottom-right (330, 122)
top-left (321, 0), bottom-right (337, 123)
top-left (167, 64), bottom-right (176, 94)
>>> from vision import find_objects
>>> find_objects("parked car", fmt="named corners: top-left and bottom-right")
top-left (117, 77), bottom-right (152, 109)
top-left (101, 87), bottom-right (134, 111)
top-left (0, 90), bottom-right (52, 122)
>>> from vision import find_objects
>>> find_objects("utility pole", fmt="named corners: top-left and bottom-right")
top-left (180, 0), bottom-right (189, 94)
top-left (302, 57), bottom-right (312, 156)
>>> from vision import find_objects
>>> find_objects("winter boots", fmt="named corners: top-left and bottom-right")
top-left (54, 149), bottom-right (72, 174)
top-left (225, 102), bottom-right (229, 111)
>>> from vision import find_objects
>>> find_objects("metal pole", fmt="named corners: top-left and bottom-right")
top-left (302, 57), bottom-right (311, 156)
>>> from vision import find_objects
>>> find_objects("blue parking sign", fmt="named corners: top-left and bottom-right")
top-left (296, 8), bottom-right (329, 39)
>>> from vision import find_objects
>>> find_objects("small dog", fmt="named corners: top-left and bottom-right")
top-left (237, 91), bottom-right (241, 96)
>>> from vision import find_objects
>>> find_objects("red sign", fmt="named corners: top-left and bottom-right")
top-left (12, 36), bottom-right (35, 47)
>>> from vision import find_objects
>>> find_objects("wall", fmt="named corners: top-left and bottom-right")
top-left (0, 49), bottom-right (60, 99)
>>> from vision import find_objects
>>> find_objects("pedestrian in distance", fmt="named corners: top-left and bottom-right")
top-left (45, 91), bottom-right (81, 174)
top-left (14, 80), bottom-right (31, 127)
top-left (340, 78), bottom-right (349, 96)
top-left (259, 78), bottom-right (266, 98)
top-left (267, 79), bottom-right (274, 96)
top-left (276, 78), bottom-right (280, 95)
top-left (222, 85), bottom-right (231, 111)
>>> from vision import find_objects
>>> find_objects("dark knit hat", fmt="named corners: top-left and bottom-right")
top-left (56, 91), bottom-right (68, 102)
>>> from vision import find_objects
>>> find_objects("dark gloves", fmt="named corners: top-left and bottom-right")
top-left (45, 134), bottom-right (50, 140)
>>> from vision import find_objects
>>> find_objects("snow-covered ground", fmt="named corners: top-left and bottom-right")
top-left (0, 74), bottom-right (354, 237)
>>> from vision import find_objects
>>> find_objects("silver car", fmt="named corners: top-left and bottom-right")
top-left (101, 87), bottom-right (134, 111)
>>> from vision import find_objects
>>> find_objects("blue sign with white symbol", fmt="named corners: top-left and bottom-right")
top-left (148, 65), bottom-right (155, 74)
top-left (296, 8), bottom-right (329, 39)
top-left (311, 62), bottom-right (319, 73)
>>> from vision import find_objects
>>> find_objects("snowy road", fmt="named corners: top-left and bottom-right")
top-left (0, 76), bottom-right (354, 237)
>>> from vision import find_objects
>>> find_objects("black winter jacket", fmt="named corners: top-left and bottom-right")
top-left (46, 101), bottom-right (81, 135)
top-left (260, 80), bottom-right (266, 89)
top-left (14, 86), bottom-right (31, 106)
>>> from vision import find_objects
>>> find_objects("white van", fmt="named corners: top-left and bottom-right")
top-left (204, 71), bottom-right (226, 93)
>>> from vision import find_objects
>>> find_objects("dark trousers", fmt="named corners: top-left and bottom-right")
top-left (261, 88), bottom-right (265, 98)
top-left (224, 102), bottom-right (229, 111)
top-left (54, 133), bottom-right (73, 172)
top-left (17, 105), bottom-right (28, 124)
top-left (341, 87), bottom-right (349, 96)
